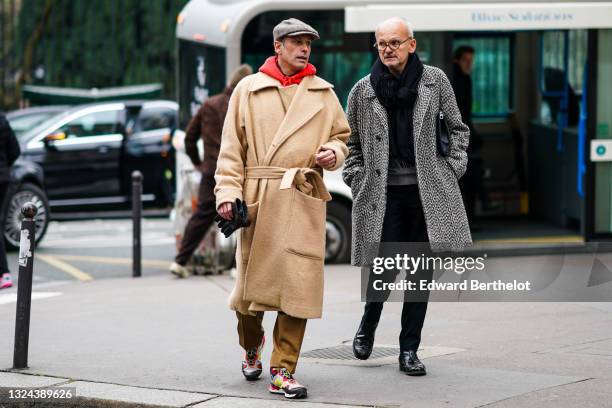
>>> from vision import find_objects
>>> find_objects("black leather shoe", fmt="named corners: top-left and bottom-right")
top-left (399, 350), bottom-right (426, 376)
top-left (352, 321), bottom-right (377, 360)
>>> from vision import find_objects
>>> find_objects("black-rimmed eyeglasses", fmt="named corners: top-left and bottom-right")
top-left (373, 38), bottom-right (412, 51)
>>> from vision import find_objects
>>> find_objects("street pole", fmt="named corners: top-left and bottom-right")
top-left (132, 171), bottom-right (142, 278)
top-left (13, 202), bottom-right (38, 369)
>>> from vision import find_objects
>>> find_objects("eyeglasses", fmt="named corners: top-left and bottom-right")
top-left (373, 38), bottom-right (412, 51)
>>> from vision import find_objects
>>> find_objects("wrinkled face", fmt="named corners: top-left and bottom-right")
top-left (375, 21), bottom-right (416, 74)
top-left (274, 35), bottom-right (313, 73)
top-left (457, 52), bottom-right (474, 75)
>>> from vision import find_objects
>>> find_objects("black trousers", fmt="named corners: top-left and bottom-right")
top-left (361, 184), bottom-right (430, 352)
top-left (0, 183), bottom-right (9, 274)
top-left (175, 175), bottom-right (217, 266)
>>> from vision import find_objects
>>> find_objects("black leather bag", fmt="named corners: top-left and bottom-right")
top-left (436, 111), bottom-right (450, 157)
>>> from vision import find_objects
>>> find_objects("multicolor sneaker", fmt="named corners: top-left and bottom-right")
top-left (268, 367), bottom-right (307, 399)
top-left (169, 262), bottom-right (190, 278)
top-left (1, 273), bottom-right (13, 289)
top-left (242, 335), bottom-right (265, 381)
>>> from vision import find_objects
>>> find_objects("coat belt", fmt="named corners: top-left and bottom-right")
top-left (245, 166), bottom-right (332, 201)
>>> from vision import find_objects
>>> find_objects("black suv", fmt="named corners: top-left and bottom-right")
top-left (5, 100), bottom-right (177, 248)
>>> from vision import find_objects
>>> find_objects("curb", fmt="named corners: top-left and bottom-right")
top-left (0, 370), bottom-right (374, 408)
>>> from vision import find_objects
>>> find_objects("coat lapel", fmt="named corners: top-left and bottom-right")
top-left (363, 76), bottom-right (389, 141)
top-left (412, 67), bottom-right (436, 144)
top-left (254, 75), bottom-right (331, 165)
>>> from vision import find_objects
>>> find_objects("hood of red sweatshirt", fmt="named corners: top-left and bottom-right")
top-left (258, 56), bottom-right (316, 87)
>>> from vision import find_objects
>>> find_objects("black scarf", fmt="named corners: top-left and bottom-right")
top-left (370, 52), bottom-right (424, 164)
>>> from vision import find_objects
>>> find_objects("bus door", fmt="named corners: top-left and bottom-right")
top-left (533, 30), bottom-right (588, 230)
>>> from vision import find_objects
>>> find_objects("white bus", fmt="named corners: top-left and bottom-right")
top-left (176, 0), bottom-right (612, 261)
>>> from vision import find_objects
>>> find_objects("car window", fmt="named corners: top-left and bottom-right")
top-left (59, 110), bottom-right (122, 138)
top-left (136, 108), bottom-right (176, 132)
top-left (9, 112), bottom-right (59, 137)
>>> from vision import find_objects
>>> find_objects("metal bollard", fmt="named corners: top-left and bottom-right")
top-left (13, 202), bottom-right (38, 369)
top-left (132, 171), bottom-right (142, 278)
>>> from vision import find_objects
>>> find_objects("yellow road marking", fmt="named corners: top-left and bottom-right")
top-left (37, 254), bottom-right (94, 282)
top-left (48, 254), bottom-right (171, 269)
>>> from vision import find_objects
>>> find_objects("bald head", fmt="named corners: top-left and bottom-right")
top-left (374, 17), bottom-right (417, 76)
top-left (375, 17), bottom-right (413, 40)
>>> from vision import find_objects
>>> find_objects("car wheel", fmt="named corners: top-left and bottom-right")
top-left (326, 200), bottom-right (351, 264)
top-left (3, 183), bottom-right (50, 250)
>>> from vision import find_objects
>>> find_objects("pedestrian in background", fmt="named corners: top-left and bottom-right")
top-left (170, 64), bottom-right (253, 278)
top-left (452, 45), bottom-right (496, 227)
top-left (0, 112), bottom-right (21, 289)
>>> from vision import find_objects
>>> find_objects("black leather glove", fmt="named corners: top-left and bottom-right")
top-left (214, 199), bottom-right (250, 238)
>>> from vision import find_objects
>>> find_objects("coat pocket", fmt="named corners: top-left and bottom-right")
top-left (437, 156), bottom-right (457, 180)
top-left (285, 189), bottom-right (326, 260)
top-left (445, 160), bottom-right (457, 179)
top-left (240, 201), bottom-right (260, 262)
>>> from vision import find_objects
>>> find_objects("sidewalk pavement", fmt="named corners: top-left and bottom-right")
top-left (1, 262), bottom-right (611, 407)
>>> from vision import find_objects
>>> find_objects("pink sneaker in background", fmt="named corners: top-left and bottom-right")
top-left (1, 273), bottom-right (13, 289)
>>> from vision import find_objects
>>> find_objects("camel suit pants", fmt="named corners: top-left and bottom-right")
top-left (236, 311), bottom-right (307, 374)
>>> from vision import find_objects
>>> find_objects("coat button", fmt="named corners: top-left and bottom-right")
top-left (376, 136), bottom-right (381, 141)
top-left (371, 203), bottom-right (377, 210)
top-left (375, 169), bottom-right (381, 176)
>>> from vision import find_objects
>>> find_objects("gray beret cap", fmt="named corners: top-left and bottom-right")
top-left (273, 18), bottom-right (320, 41)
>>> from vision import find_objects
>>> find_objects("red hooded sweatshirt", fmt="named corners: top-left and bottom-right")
top-left (259, 56), bottom-right (317, 87)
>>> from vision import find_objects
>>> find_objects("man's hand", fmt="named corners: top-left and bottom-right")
top-left (196, 164), bottom-right (207, 173)
top-left (315, 147), bottom-right (336, 170)
top-left (217, 202), bottom-right (233, 220)
top-left (215, 199), bottom-right (250, 238)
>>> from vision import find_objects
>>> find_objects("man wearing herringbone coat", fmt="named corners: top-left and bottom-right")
top-left (342, 18), bottom-right (472, 376)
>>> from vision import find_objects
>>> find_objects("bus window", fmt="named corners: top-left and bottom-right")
top-left (543, 30), bottom-right (587, 93)
top-left (178, 39), bottom-right (226, 128)
top-left (452, 35), bottom-right (513, 117)
top-left (241, 10), bottom-right (373, 107)
top-left (540, 30), bottom-right (586, 129)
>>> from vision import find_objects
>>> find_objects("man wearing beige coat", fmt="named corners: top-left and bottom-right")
top-left (214, 18), bottom-right (350, 399)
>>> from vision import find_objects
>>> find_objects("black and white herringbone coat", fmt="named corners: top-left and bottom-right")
top-left (342, 65), bottom-right (473, 266)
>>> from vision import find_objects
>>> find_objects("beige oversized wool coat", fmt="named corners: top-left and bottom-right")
top-left (214, 72), bottom-right (350, 319)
